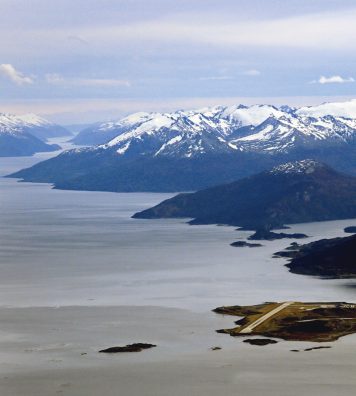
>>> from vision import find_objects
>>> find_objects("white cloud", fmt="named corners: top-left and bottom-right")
top-left (3, 8), bottom-right (356, 62)
top-left (242, 69), bottom-right (261, 76)
top-left (0, 64), bottom-right (34, 85)
top-left (72, 9), bottom-right (356, 51)
top-left (311, 75), bottom-right (355, 84)
top-left (45, 73), bottom-right (130, 87)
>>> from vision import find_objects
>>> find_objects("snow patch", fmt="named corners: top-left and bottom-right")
top-left (270, 160), bottom-right (323, 175)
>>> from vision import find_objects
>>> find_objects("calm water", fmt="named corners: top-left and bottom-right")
top-left (0, 139), bottom-right (355, 310)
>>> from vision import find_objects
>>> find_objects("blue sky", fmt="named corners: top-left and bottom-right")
top-left (1, 0), bottom-right (356, 123)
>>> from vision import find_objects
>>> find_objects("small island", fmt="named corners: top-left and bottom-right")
top-left (248, 229), bottom-right (308, 241)
top-left (99, 343), bottom-right (157, 353)
top-left (230, 241), bottom-right (262, 248)
top-left (243, 338), bottom-right (278, 346)
top-left (214, 302), bottom-right (356, 342)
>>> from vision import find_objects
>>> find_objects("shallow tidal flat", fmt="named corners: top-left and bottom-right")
top-left (0, 153), bottom-right (356, 395)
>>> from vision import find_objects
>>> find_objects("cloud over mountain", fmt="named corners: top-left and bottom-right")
top-left (312, 75), bottom-right (355, 84)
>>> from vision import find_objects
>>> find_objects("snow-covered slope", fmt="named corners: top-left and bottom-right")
top-left (0, 113), bottom-right (70, 140)
top-left (71, 101), bottom-right (356, 158)
top-left (71, 112), bottom-right (153, 145)
top-left (73, 104), bottom-right (283, 147)
top-left (102, 108), bottom-right (237, 158)
top-left (269, 159), bottom-right (324, 175)
top-left (231, 113), bottom-right (356, 153)
top-left (72, 104), bottom-right (284, 157)
top-left (0, 113), bottom-right (63, 156)
top-left (220, 104), bottom-right (285, 127)
top-left (297, 99), bottom-right (356, 119)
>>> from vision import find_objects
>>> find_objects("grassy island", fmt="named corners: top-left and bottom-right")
top-left (214, 302), bottom-right (356, 342)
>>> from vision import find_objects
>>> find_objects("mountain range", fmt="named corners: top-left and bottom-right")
top-left (0, 113), bottom-right (70, 157)
top-left (133, 160), bottom-right (356, 230)
top-left (9, 100), bottom-right (356, 190)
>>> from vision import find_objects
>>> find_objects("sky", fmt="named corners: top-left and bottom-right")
top-left (1, 0), bottom-right (356, 124)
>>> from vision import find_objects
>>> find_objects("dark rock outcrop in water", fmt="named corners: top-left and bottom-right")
top-left (275, 234), bottom-right (356, 278)
top-left (248, 229), bottom-right (308, 241)
top-left (291, 346), bottom-right (332, 352)
top-left (99, 343), bottom-right (156, 353)
top-left (230, 241), bottom-right (262, 247)
top-left (210, 346), bottom-right (222, 351)
top-left (243, 338), bottom-right (278, 346)
top-left (304, 346), bottom-right (332, 351)
top-left (344, 226), bottom-right (356, 234)
top-left (134, 160), bottom-right (356, 230)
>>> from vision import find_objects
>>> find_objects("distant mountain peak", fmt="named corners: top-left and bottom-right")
top-left (0, 112), bottom-right (69, 156)
top-left (72, 99), bottom-right (356, 155)
top-left (16, 113), bottom-right (51, 126)
top-left (296, 99), bottom-right (356, 118)
top-left (270, 159), bottom-right (324, 175)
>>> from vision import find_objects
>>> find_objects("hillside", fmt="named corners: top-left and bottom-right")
top-left (275, 234), bottom-right (356, 278)
top-left (133, 160), bottom-right (356, 230)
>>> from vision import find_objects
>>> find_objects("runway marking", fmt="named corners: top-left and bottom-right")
top-left (239, 302), bottom-right (294, 334)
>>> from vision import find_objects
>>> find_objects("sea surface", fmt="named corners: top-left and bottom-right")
top-left (1, 138), bottom-right (356, 396)
top-left (0, 137), bottom-right (355, 310)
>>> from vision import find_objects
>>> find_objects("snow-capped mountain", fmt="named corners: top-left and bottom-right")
top-left (72, 104), bottom-right (284, 148)
top-left (219, 103), bottom-right (285, 127)
top-left (230, 113), bottom-right (356, 154)
top-left (0, 113), bottom-right (70, 140)
top-left (0, 113), bottom-right (64, 157)
top-left (296, 99), bottom-right (356, 119)
top-left (71, 112), bottom-right (154, 145)
top-left (10, 99), bottom-right (356, 192)
top-left (72, 100), bottom-right (356, 158)
top-left (101, 107), bottom-right (239, 158)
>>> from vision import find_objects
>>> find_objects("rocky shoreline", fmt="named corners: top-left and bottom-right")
top-left (274, 234), bottom-right (356, 278)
